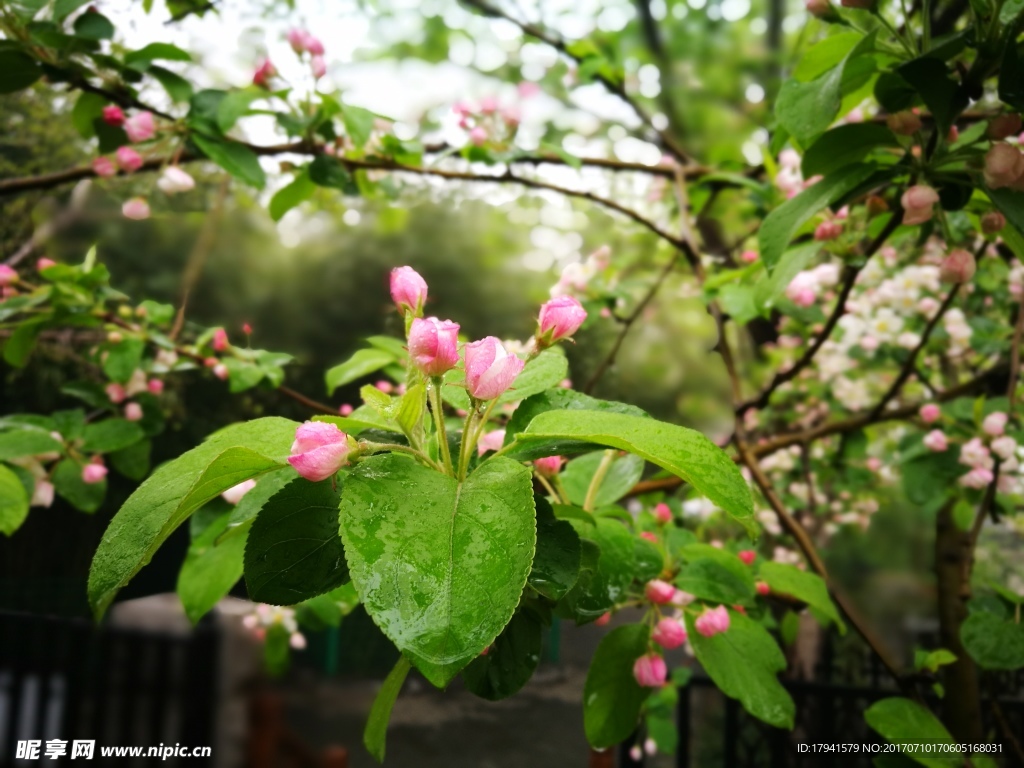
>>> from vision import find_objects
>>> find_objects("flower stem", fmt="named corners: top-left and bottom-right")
top-left (583, 449), bottom-right (616, 512)
top-left (429, 378), bottom-right (454, 476)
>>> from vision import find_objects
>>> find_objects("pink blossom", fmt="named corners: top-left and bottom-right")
top-left (222, 478), bottom-right (257, 504)
top-left (632, 653), bottom-right (667, 687)
top-left (311, 55), bottom-right (327, 79)
top-left (533, 455), bottom-right (563, 476)
top-left (652, 618), bottom-right (687, 649)
top-left (147, 379), bottom-right (164, 395)
top-left (805, 0), bottom-right (835, 16)
top-left (960, 437), bottom-right (993, 469)
top-left (122, 197), bottom-right (150, 220)
top-left (537, 296), bottom-right (587, 344)
top-left (390, 266), bottom-right (428, 316)
top-left (479, 96), bottom-right (498, 114)
top-left (304, 35), bottom-right (325, 56)
top-left (338, 404), bottom-right (354, 416)
top-left (124, 111), bottom-right (155, 143)
top-left (785, 272), bottom-right (817, 307)
top-left (31, 480), bottom-right (55, 508)
top-left (477, 429), bottom-right (507, 455)
top-left (629, 746), bottom-right (642, 762)
top-left (756, 581), bottom-right (770, 596)
top-left (694, 605), bottom-right (731, 638)
top-left (124, 402), bottom-right (143, 422)
top-left (253, 58), bottom-right (277, 89)
top-left (102, 105), bottom-right (125, 127)
top-left (0, 265), bottom-right (17, 286)
top-left (987, 114), bottom-right (1022, 141)
top-left (740, 250), bottom-right (759, 263)
top-left (469, 126), bottom-right (488, 146)
top-left (115, 146), bottom-right (143, 173)
top-left (409, 317), bottom-right (461, 377)
top-left (212, 328), bottom-right (229, 351)
top-left (287, 28), bottom-right (308, 52)
top-left (36, 258), bottom-right (56, 271)
top-left (375, 380), bottom-right (394, 394)
top-left (640, 531), bottom-right (658, 543)
top-left (644, 579), bottom-right (676, 605)
top-left (984, 144), bottom-right (1024, 189)
top-left (290, 632), bottom-right (307, 650)
top-left (919, 403), bottom-right (941, 423)
top-left (287, 421), bottom-right (351, 482)
top-left (923, 430), bottom-right (948, 452)
top-left (991, 435), bottom-right (1017, 461)
top-left (212, 363), bottom-right (229, 381)
top-left (983, 412), bottom-right (1008, 436)
top-left (737, 550), bottom-right (756, 566)
top-left (939, 249), bottom-right (976, 284)
top-left (464, 337), bottom-right (525, 400)
top-left (105, 383), bottom-right (127, 404)
top-left (654, 502), bottom-right (673, 524)
top-left (517, 81), bottom-right (541, 99)
top-left (960, 467), bottom-right (994, 489)
top-left (900, 185), bottom-right (940, 226)
top-left (92, 156), bottom-right (117, 177)
top-left (82, 462), bottom-right (108, 484)
top-left (866, 457), bottom-right (882, 472)
top-left (157, 166), bottom-right (195, 195)
top-left (814, 220), bottom-right (842, 241)
top-left (594, 612), bottom-right (612, 626)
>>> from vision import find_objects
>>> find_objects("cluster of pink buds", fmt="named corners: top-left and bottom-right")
top-left (453, 96), bottom-right (523, 148)
top-left (91, 105), bottom-right (166, 220)
top-left (984, 140), bottom-right (1024, 190)
top-left (252, 58), bottom-right (277, 89)
top-left (939, 249), bottom-right (976, 284)
top-left (242, 604), bottom-right (307, 649)
top-left (901, 185), bottom-right (940, 226)
top-left (105, 367), bottom-right (162, 419)
top-left (286, 28), bottom-right (327, 80)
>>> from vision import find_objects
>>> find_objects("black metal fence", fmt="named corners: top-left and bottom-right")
top-left (0, 611), bottom-right (218, 766)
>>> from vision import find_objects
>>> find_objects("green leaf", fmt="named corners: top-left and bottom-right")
top-left (558, 517), bottom-right (635, 622)
top-left (3, 319), bottom-right (42, 366)
top-left (72, 11), bottom-right (113, 39)
top-left (325, 348), bottom-right (395, 394)
top-left (514, 411), bottom-right (754, 530)
top-left (759, 163), bottom-right (880, 271)
top-left (675, 543), bottom-right (756, 606)
top-left (801, 123), bottom-right (898, 178)
top-left (88, 417), bottom-right (298, 618)
top-left (223, 466), bottom-right (297, 538)
top-left (529, 496), bottom-right (582, 601)
top-left (101, 338), bottom-right (145, 383)
top-left (244, 477), bottom-right (349, 605)
top-left (686, 609), bottom-right (794, 729)
top-left (110, 438), bottom-right (151, 480)
top-left (0, 464), bottom-right (31, 536)
top-left (192, 134), bottom-right (266, 189)
top-left (339, 454), bottom-right (536, 687)
top-left (341, 103), bottom-right (377, 147)
top-left (52, 458), bottom-right (105, 513)
top-left (309, 154), bottom-right (358, 194)
top-left (1000, 36), bottom-right (1024, 111)
top-left (775, 66), bottom-right (845, 146)
top-left (897, 57), bottom-right (967, 136)
top-left (960, 610), bottom-right (1024, 669)
top-left (462, 608), bottom-right (543, 700)
top-left (80, 419), bottom-right (145, 453)
top-left (123, 42), bottom-right (191, 68)
top-left (364, 656), bottom-right (411, 763)
top-left (217, 88), bottom-right (264, 132)
top-left (269, 169), bottom-right (316, 221)
top-left (561, 451), bottom-right (645, 508)
top-left (864, 698), bottom-right (957, 768)
top-left (583, 623), bottom-right (650, 748)
top-left (759, 561), bottom-right (843, 630)
top-left (53, 0), bottom-right (90, 19)
top-left (149, 65), bottom-right (193, 103)
top-left (444, 348), bottom-right (569, 411)
top-left (792, 32), bottom-right (860, 81)
top-left (71, 91), bottom-right (105, 138)
top-left (986, 185), bottom-right (1024, 237)
top-left (177, 508), bottom-right (246, 623)
top-left (753, 242), bottom-right (819, 312)
top-left (0, 428), bottom-right (63, 461)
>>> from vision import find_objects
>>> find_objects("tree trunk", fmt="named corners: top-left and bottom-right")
top-left (934, 503), bottom-right (983, 743)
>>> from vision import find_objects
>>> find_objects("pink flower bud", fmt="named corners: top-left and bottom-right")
top-left (644, 579), bottom-right (676, 605)
top-left (919, 403), bottom-right (941, 423)
top-left (629, 746), bottom-right (642, 762)
top-left (124, 111), bottom-right (155, 143)
top-left (632, 653), bottom-right (667, 687)
top-left (102, 105), bottom-right (125, 127)
top-left (81, 462), bottom-right (108, 484)
top-left (409, 317), bottom-right (461, 377)
top-left (479, 96), bottom-right (498, 114)
top-left (390, 266), bottom-right (428, 316)
top-left (311, 55), bottom-right (327, 79)
top-left (157, 166), bottom-right (195, 195)
top-left (0, 265), bottom-right (17, 286)
top-left (533, 455), bottom-right (563, 476)
top-left (243, 322), bottom-right (253, 335)
top-left (840, 0), bottom-right (875, 8)
top-left (518, 81), bottom-right (541, 98)
top-left (987, 114), bottom-right (1022, 141)
top-left (737, 550), bottom-right (756, 566)
top-left (805, 0), bottom-right (835, 17)
top-left (469, 126), bottom-right (488, 146)
top-left (866, 457), bottom-right (882, 472)
top-left (477, 429), bottom-right (506, 455)
top-left (122, 197), bottom-right (150, 220)
top-left (290, 632), bottom-right (307, 650)
top-left (694, 605), bottom-right (731, 638)
top-left (651, 617), bottom-right (687, 649)
top-left (116, 146), bottom-right (143, 173)
top-left (213, 363), bottom-right (229, 380)
top-left (304, 35), bottom-right (324, 56)
top-left (36, 258), bottom-right (56, 271)
top-left (287, 421), bottom-right (351, 481)
top-left (640, 531), bottom-right (658, 543)
top-left (124, 402), bottom-right (143, 422)
top-left (756, 581), bottom-right (770, 596)
top-left (204, 357), bottom-right (219, 368)
top-left (886, 111), bottom-right (922, 136)
top-left (338, 403), bottom-right (354, 416)
top-left (983, 411), bottom-right (1008, 436)
top-left (537, 296), bottom-right (588, 344)
top-left (740, 250), bottom-right (759, 263)
top-left (92, 156), bottom-right (117, 177)
top-left (923, 429), bottom-right (948, 452)
top-left (939, 249), bottom-right (976, 284)
top-left (253, 58), bottom-right (277, 89)
top-left (594, 611), bottom-right (612, 626)
top-left (222, 478), bottom-right (257, 504)
top-left (287, 28), bottom-right (307, 52)
top-left (900, 185), bottom-right (940, 226)
top-left (212, 328), bottom-right (229, 351)
top-left (960, 466), bottom-right (994, 489)
top-left (105, 383), bottom-right (126, 403)
top-left (981, 212), bottom-right (1006, 234)
top-left (31, 480), bottom-right (55, 508)
top-left (654, 502), bottom-right (672, 524)
top-left (991, 435), bottom-right (1017, 461)
top-left (147, 379), bottom-right (164, 395)
top-left (984, 143), bottom-right (1024, 189)
top-left (465, 337), bottom-right (525, 400)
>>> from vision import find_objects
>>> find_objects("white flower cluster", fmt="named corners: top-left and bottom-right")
top-left (241, 604), bottom-right (307, 649)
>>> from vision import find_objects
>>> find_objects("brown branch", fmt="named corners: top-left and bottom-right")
top-left (737, 214), bottom-right (903, 415)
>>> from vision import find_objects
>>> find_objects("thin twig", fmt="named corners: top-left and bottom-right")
top-left (170, 178), bottom-right (229, 339)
